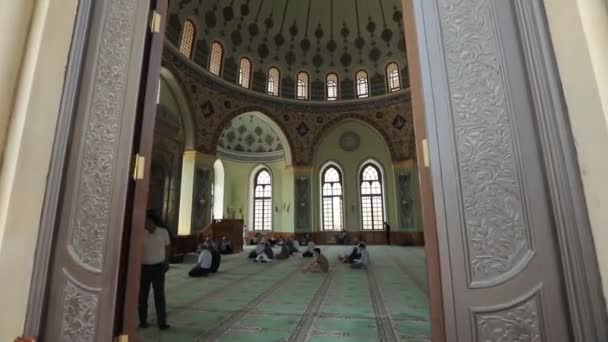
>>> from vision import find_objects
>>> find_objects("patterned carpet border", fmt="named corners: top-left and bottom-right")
top-left (367, 262), bottom-right (399, 342)
top-left (201, 248), bottom-right (329, 341)
top-left (387, 250), bottom-right (428, 298)
top-left (288, 259), bottom-right (340, 342)
top-left (166, 256), bottom-right (287, 316)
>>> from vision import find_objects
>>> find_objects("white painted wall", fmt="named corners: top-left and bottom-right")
top-left (544, 0), bottom-right (608, 307)
top-left (0, 0), bottom-right (78, 339)
top-left (213, 158), bottom-right (225, 219)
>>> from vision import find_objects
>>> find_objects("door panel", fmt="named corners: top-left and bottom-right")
top-left (119, 0), bottom-right (168, 338)
top-left (40, 1), bottom-right (151, 341)
top-left (413, 0), bottom-right (570, 340)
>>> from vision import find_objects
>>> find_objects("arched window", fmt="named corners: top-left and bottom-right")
top-left (356, 70), bottom-right (369, 98)
top-left (326, 73), bottom-right (339, 101)
top-left (253, 169), bottom-right (272, 231)
top-left (360, 163), bottom-right (384, 230)
top-left (321, 165), bottom-right (344, 230)
top-left (296, 72), bottom-right (309, 100)
top-left (179, 20), bottom-right (196, 58)
top-left (267, 67), bottom-right (280, 96)
top-left (386, 62), bottom-right (400, 92)
top-left (238, 58), bottom-right (252, 88)
top-left (209, 41), bottom-right (223, 76)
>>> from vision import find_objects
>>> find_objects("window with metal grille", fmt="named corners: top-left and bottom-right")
top-left (386, 62), bottom-right (401, 92)
top-left (253, 169), bottom-right (272, 231)
top-left (209, 42), bottom-right (223, 76)
top-left (356, 70), bottom-right (369, 98)
top-left (267, 67), bottom-right (280, 96)
top-left (360, 163), bottom-right (384, 230)
top-left (326, 73), bottom-right (339, 101)
top-left (238, 58), bottom-right (252, 88)
top-left (321, 165), bottom-right (344, 230)
top-left (179, 20), bottom-right (196, 58)
top-left (296, 72), bottom-right (309, 100)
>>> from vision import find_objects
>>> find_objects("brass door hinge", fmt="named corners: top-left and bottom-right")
top-left (421, 138), bottom-right (430, 168)
top-left (133, 154), bottom-right (145, 180)
top-left (117, 334), bottom-right (128, 342)
top-left (150, 11), bottom-right (162, 33)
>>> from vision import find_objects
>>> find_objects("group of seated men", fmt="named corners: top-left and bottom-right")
top-left (188, 234), bottom-right (370, 278)
top-left (248, 235), bottom-right (300, 262)
top-left (337, 241), bottom-right (369, 269)
top-left (188, 237), bottom-right (232, 277)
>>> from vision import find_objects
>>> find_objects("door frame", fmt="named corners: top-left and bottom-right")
top-left (401, 1), bottom-right (446, 340)
top-left (23, 0), bottom-right (608, 341)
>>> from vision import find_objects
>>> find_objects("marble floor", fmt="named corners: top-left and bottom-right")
top-left (138, 246), bottom-right (430, 342)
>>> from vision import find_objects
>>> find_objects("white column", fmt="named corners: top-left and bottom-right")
top-left (0, 1), bottom-right (34, 166)
top-left (178, 150), bottom-right (197, 235)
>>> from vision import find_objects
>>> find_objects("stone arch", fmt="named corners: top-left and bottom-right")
top-left (211, 106), bottom-right (295, 167)
top-left (160, 66), bottom-right (196, 150)
top-left (310, 113), bottom-right (396, 163)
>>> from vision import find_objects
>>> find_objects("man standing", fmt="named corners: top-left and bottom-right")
top-left (384, 221), bottom-right (391, 245)
top-left (138, 214), bottom-right (171, 330)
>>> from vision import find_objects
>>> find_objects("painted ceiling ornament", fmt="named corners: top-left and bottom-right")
top-left (339, 131), bottom-right (361, 152)
top-left (168, 0), bottom-right (408, 101)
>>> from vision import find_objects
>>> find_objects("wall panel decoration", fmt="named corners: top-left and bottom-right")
top-left (192, 168), bottom-right (212, 230)
top-left (397, 173), bottom-right (413, 230)
top-left (163, 45), bottom-right (415, 167)
top-left (295, 177), bottom-right (310, 231)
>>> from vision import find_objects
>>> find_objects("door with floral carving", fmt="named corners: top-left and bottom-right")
top-left (411, 0), bottom-right (574, 340)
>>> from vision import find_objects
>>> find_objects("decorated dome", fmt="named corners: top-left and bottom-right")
top-left (165, 0), bottom-right (409, 102)
top-left (216, 113), bottom-right (286, 162)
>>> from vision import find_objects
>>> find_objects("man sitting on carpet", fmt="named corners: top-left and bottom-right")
top-left (276, 244), bottom-right (290, 259)
top-left (302, 248), bottom-right (329, 273)
top-left (285, 236), bottom-right (298, 254)
top-left (338, 244), bottom-right (360, 264)
top-left (219, 237), bottom-right (233, 254)
top-left (302, 241), bottom-right (316, 258)
top-left (254, 242), bottom-right (274, 263)
top-left (188, 243), bottom-right (212, 277)
top-left (248, 241), bottom-right (263, 259)
top-left (350, 243), bottom-right (369, 269)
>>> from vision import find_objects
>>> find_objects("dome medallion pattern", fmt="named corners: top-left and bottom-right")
top-left (166, 0), bottom-right (409, 101)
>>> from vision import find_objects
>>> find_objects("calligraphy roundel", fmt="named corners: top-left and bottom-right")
top-left (339, 131), bottom-right (360, 152)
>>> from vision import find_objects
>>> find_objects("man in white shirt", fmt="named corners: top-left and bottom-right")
top-left (351, 243), bottom-right (369, 269)
top-left (189, 243), bottom-right (213, 277)
top-left (138, 214), bottom-right (171, 330)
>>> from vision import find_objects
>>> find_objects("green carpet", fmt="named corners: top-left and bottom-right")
top-left (139, 246), bottom-right (430, 341)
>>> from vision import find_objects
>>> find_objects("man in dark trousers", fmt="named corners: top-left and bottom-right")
top-left (138, 213), bottom-right (171, 330)
top-left (384, 222), bottom-right (391, 245)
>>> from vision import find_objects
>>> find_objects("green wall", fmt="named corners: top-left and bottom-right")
top-left (312, 119), bottom-right (418, 232)
top-left (220, 158), bottom-right (294, 232)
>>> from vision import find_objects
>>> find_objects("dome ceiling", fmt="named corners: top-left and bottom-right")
top-left (166, 0), bottom-right (409, 101)
top-left (217, 114), bottom-right (284, 157)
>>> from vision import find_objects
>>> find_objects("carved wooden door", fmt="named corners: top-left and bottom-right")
top-left (39, 0), bottom-right (152, 341)
top-left (119, 0), bottom-right (169, 339)
top-left (412, 0), bottom-right (572, 340)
